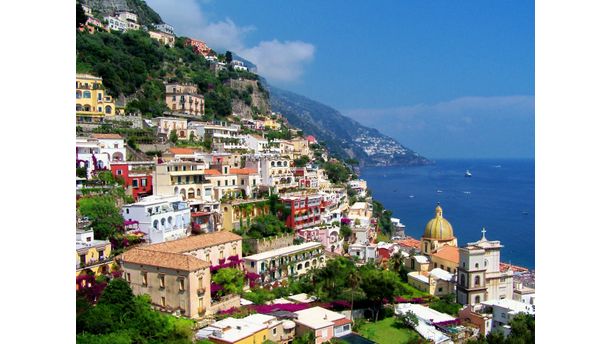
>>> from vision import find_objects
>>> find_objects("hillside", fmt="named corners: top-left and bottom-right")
top-left (81, 0), bottom-right (163, 27)
top-left (267, 85), bottom-right (430, 166)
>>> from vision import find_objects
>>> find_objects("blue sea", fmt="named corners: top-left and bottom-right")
top-left (360, 159), bottom-right (534, 269)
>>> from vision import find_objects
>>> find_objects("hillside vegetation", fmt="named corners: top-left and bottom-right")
top-left (77, 30), bottom-right (264, 119)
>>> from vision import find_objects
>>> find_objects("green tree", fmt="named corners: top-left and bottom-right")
top-left (294, 155), bottom-right (311, 167)
top-left (77, 166), bottom-right (88, 178)
top-left (323, 161), bottom-right (351, 184)
top-left (225, 51), bottom-right (233, 64)
top-left (78, 196), bottom-right (124, 239)
top-left (347, 270), bottom-right (361, 320)
top-left (389, 251), bottom-right (404, 274)
top-left (397, 310), bottom-right (419, 329)
top-left (340, 224), bottom-right (352, 241)
top-left (98, 279), bottom-right (136, 318)
top-left (506, 313), bottom-right (535, 343)
top-left (213, 268), bottom-right (245, 295)
top-left (248, 214), bottom-right (291, 239)
top-left (359, 268), bottom-right (401, 321)
top-left (76, 1), bottom-right (87, 28)
top-left (169, 129), bottom-right (178, 144)
top-left (293, 331), bottom-right (315, 344)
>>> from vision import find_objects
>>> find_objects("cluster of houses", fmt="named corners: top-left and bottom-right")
top-left (75, 25), bottom-right (535, 341)
top-left (78, 3), bottom-right (248, 73)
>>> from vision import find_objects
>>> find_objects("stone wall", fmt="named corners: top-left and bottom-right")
top-left (209, 294), bottom-right (241, 314)
top-left (245, 233), bottom-right (295, 254)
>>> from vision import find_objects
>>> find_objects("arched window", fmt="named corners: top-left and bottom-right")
top-left (168, 216), bottom-right (173, 225)
top-left (76, 104), bottom-right (83, 111)
top-left (284, 161), bottom-right (288, 167)
top-left (97, 93), bottom-right (102, 101)
top-left (84, 105), bottom-right (91, 112)
top-left (197, 189), bottom-right (201, 196)
top-left (161, 218), bottom-right (166, 227)
top-left (153, 220), bottom-right (159, 229)
top-left (475, 276), bottom-right (481, 286)
top-left (475, 295), bottom-right (481, 304)
top-left (271, 161), bottom-right (275, 167)
top-left (484, 260), bottom-right (488, 267)
top-left (98, 107), bottom-right (102, 112)
top-left (83, 91), bottom-right (91, 99)
top-left (305, 262), bottom-right (310, 268)
top-left (76, 90), bottom-right (82, 99)
top-left (297, 263), bottom-right (303, 270)
top-left (105, 105), bottom-right (112, 114)
top-left (475, 263), bottom-right (479, 269)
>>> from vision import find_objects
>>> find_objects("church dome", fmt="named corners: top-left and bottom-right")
top-left (423, 205), bottom-right (455, 240)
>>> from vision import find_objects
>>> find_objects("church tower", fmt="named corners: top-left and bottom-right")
top-left (421, 204), bottom-right (458, 255)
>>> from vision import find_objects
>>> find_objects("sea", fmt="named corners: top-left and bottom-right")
top-left (360, 159), bottom-right (535, 270)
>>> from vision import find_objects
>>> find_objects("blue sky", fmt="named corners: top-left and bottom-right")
top-left (148, 0), bottom-right (534, 159)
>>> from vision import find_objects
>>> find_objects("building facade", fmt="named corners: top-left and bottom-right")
top-left (165, 84), bottom-right (205, 116)
top-left (76, 74), bottom-right (116, 123)
top-left (121, 195), bottom-right (191, 243)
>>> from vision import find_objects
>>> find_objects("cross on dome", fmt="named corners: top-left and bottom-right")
top-left (480, 227), bottom-right (487, 241)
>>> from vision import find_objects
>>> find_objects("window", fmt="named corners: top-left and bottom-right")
top-left (141, 179), bottom-right (147, 187)
top-left (251, 261), bottom-right (255, 268)
top-left (132, 179), bottom-right (138, 187)
top-left (198, 276), bottom-right (203, 289)
top-left (438, 287), bottom-right (443, 292)
top-left (125, 208), bottom-right (129, 214)
top-left (217, 181), bottom-right (220, 186)
top-left (126, 273), bottom-right (131, 282)
top-left (225, 180), bottom-right (228, 186)
top-left (206, 253), bottom-right (210, 262)
top-left (501, 312), bottom-right (506, 318)
top-left (434, 263), bottom-right (438, 268)
top-left (161, 296), bottom-right (166, 307)
top-left (117, 169), bottom-right (123, 175)
top-left (475, 276), bottom-right (481, 286)
top-left (475, 295), bottom-right (481, 304)
top-left (233, 246), bottom-right (237, 255)
top-left (475, 263), bottom-right (479, 269)
top-left (179, 278), bottom-right (185, 291)
top-left (273, 328), bottom-right (277, 335)
top-left (142, 272), bottom-right (148, 286)
top-left (83, 91), bottom-right (91, 98)
top-left (232, 179), bottom-right (235, 185)
top-left (159, 274), bottom-right (165, 288)
top-left (241, 179), bottom-right (244, 185)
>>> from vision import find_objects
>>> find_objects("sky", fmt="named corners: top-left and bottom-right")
top-left (148, 0), bottom-right (534, 159)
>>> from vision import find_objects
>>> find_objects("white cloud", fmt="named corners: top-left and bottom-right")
top-left (146, 0), bottom-right (315, 82)
top-left (241, 40), bottom-right (315, 82)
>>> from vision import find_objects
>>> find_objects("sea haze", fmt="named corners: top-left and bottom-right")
top-left (361, 159), bottom-right (535, 269)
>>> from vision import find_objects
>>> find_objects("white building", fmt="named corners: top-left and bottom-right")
top-left (294, 306), bottom-right (352, 342)
top-left (243, 242), bottom-right (325, 285)
top-left (154, 23), bottom-right (174, 35)
top-left (76, 134), bottom-right (126, 177)
top-left (457, 229), bottom-right (514, 305)
top-left (348, 242), bottom-right (377, 264)
top-left (230, 60), bottom-right (248, 71)
top-left (244, 134), bottom-right (270, 154)
top-left (122, 195), bottom-right (191, 244)
top-left (104, 16), bottom-right (127, 31)
top-left (245, 154), bottom-right (297, 192)
top-left (117, 11), bottom-right (140, 30)
top-left (196, 317), bottom-right (266, 343)
top-left (395, 303), bottom-right (456, 344)
top-left (481, 299), bottom-right (535, 336)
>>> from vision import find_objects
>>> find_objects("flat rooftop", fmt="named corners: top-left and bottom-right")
top-left (243, 242), bottom-right (322, 261)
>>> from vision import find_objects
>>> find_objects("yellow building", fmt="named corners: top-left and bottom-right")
top-left (221, 199), bottom-right (270, 232)
top-left (76, 228), bottom-right (113, 277)
top-left (263, 117), bottom-right (281, 130)
top-left (76, 74), bottom-right (116, 123)
top-left (201, 317), bottom-right (269, 344)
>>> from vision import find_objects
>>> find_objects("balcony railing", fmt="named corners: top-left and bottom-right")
top-left (76, 256), bottom-right (113, 269)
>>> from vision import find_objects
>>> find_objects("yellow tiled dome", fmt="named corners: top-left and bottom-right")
top-left (423, 205), bottom-right (454, 240)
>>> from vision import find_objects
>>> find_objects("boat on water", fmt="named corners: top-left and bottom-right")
top-left (408, 195), bottom-right (415, 198)
top-left (436, 190), bottom-right (443, 193)
top-left (463, 191), bottom-right (471, 194)
top-left (465, 170), bottom-right (472, 177)
top-left (493, 165), bottom-right (502, 168)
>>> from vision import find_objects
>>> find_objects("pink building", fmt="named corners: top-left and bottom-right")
top-left (297, 226), bottom-right (343, 254)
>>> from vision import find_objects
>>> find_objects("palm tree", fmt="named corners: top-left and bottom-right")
top-left (389, 251), bottom-right (404, 273)
top-left (347, 270), bottom-right (361, 320)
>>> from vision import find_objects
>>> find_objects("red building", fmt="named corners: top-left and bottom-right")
top-left (185, 38), bottom-right (211, 56)
top-left (282, 194), bottom-right (322, 230)
top-left (110, 162), bottom-right (153, 200)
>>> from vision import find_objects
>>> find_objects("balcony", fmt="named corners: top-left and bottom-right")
top-left (76, 256), bottom-right (113, 270)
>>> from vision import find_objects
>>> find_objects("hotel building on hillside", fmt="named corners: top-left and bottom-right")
top-left (76, 221), bottom-right (112, 277)
top-left (245, 154), bottom-right (297, 192)
top-left (282, 193), bottom-right (322, 230)
top-left (76, 74), bottom-right (116, 123)
top-left (165, 83), bottom-right (205, 116)
top-left (121, 195), bottom-right (191, 244)
top-left (118, 231), bottom-right (243, 319)
top-left (76, 134), bottom-right (126, 177)
top-left (243, 242), bottom-right (326, 286)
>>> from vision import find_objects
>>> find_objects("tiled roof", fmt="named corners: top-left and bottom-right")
top-left (397, 237), bottom-right (421, 249)
top-left (91, 133), bottom-right (122, 139)
top-left (230, 168), bottom-right (257, 175)
top-left (168, 147), bottom-right (197, 155)
top-left (204, 169), bottom-right (221, 175)
top-left (431, 245), bottom-right (459, 264)
top-left (120, 248), bottom-right (209, 271)
top-left (145, 231), bottom-right (242, 254)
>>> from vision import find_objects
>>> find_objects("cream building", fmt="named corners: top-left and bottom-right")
top-left (456, 229), bottom-right (514, 306)
top-left (119, 231), bottom-right (243, 319)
